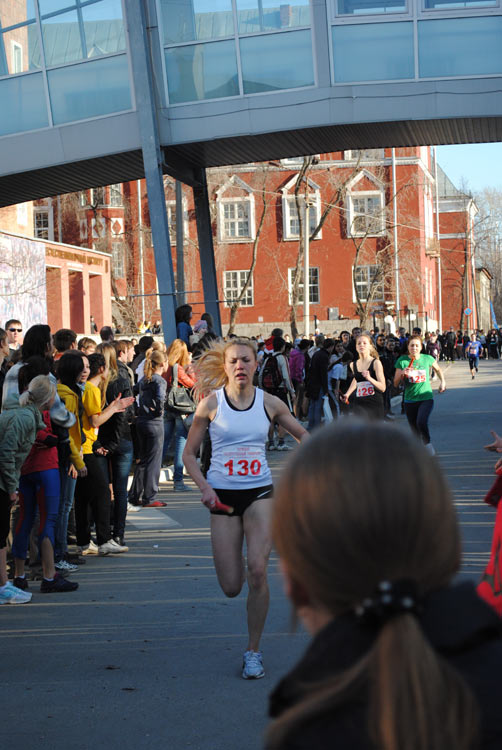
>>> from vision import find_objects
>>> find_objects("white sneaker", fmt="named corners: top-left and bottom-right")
top-left (242, 650), bottom-right (265, 679)
top-left (127, 502), bottom-right (141, 513)
top-left (276, 442), bottom-right (290, 451)
top-left (55, 559), bottom-right (78, 572)
top-left (425, 443), bottom-right (436, 456)
top-left (99, 539), bottom-right (129, 555)
top-left (79, 540), bottom-right (99, 556)
top-left (0, 581), bottom-right (32, 604)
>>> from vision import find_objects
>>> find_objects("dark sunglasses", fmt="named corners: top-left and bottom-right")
top-left (8, 327), bottom-right (22, 332)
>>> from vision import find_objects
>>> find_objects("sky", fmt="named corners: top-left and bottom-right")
top-left (435, 143), bottom-right (502, 196)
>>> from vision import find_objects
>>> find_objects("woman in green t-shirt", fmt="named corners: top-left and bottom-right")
top-left (393, 335), bottom-right (446, 454)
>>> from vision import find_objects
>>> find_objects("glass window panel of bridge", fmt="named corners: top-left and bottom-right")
top-left (336, 0), bottom-right (407, 14)
top-left (48, 53), bottom-right (131, 124)
top-left (0, 71), bottom-right (48, 135)
top-left (165, 39), bottom-right (239, 103)
top-left (0, 0), bottom-right (36, 28)
top-left (333, 21), bottom-right (414, 81)
top-left (423, 0), bottom-right (497, 8)
top-left (159, 0), bottom-right (234, 44)
top-left (41, 9), bottom-right (82, 66)
top-left (418, 16), bottom-right (502, 78)
top-left (236, 0), bottom-right (310, 35)
top-left (0, 1), bottom-right (39, 76)
top-left (240, 29), bottom-right (314, 93)
top-left (81, 0), bottom-right (125, 57)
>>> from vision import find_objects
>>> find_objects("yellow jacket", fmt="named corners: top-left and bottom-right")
top-left (56, 384), bottom-right (85, 471)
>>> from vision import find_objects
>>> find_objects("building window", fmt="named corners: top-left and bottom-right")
top-left (353, 265), bottom-right (384, 302)
top-left (109, 184), bottom-right (122, 206)
top-left (345, 149), bottom-right (385, 161)
top-left (281, 175), bottom-right (322, 240)
top-left (288, 267), bottom-right (320, 304)
top-left (166, 200), bottom-right (189, 245)
top-left (336, 0), bottom-right (407, 14)
top-left (91, 187), bottom-right (105, 206)
top-left (34, 209), bottom-right (50, 239)
top-left (216, 178), bottom-right (256, 242)
top-left (79, 191), bottom-right (88, 207)
top-left (11, 41), bottom-right (23, 74)
top-left (223, 201), bottom-right (251, 239)
top-left (111, 241), bottom-right (125, 278)
top-left (349, 193), bottom-right (385, 236)
top-left (224, 270), bottom-right (254, 306)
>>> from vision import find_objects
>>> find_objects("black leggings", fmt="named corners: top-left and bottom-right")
top-left (404, 399), bottom-right (434, 445)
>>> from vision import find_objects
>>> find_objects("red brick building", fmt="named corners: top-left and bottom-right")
top-left (26, 147), bottom-right (484, 337)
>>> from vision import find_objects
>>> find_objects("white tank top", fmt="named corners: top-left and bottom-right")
top-left (207, 387), bottom-right (273, 489)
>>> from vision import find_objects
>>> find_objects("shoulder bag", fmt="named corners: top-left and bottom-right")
top-left (166, 364), bottom-right (196, 415)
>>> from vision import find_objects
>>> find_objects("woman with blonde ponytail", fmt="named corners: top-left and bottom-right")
top-left (128, 349), bottom-right (168, 508)
top-left (267, 421), bottom-right (502, 750)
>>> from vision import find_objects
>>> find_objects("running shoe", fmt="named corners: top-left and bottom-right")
top-left (98, 539), bottom-right (129, 555)
top-left (0, 581), bottom-right (32, 604)
top-left (425, 443), bottom-right (436, 456)
top-left (242, 650), bottom-right (265, 679)
top-left (13, 576), bottom-right (29, 591)
top-left (276, 442), bottom-right (290, 451)
top-left (173, 481), bottom-right (190, 492)
top-left (127, 502), bottom-right (141, 513)
top-left (266, 442), bottom-right (276, 451)
top-left (40, 574), bottom-right (79, 593)
top-left (79, 540), bottom-right (99, 556)
top-left (144, 500), bottom-right (167, 508)
top-left (55, 559), bottom-right (79, 572)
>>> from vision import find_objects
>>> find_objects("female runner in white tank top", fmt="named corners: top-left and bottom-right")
top-left (183, 338), bottom-right (308, 680)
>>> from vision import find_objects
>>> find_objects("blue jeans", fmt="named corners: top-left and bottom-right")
top-left (129, 419), bottom-right (164, 504)
top-left (109, 438), bottom-right (134, 539)
top-left (13, 469), bottom-right (60, 560)
top-left (163, 416), bottom-right (187, 483)
top-left (55, 468), bottom-right (77, 561)
top-left (308, 391), bottom-right (324, 431)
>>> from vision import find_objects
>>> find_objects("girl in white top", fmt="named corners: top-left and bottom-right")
top-left (183, 337), bottom-right (308, 680)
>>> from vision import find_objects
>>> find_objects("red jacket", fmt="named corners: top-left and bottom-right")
top-left (21, 411), bottom-right (59, 475)
top-left (163, 364), bottom-right (196, 390)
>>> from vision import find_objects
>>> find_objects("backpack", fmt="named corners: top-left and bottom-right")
top-left (259, 354), bottom-right (283, 392)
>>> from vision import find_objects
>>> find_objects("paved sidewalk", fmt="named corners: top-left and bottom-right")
top-left (2, 360), bottom-right (502, 750)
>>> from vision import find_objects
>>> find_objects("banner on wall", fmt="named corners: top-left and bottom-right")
top-left (490, 300), bottom-right (498, 330)
top-left (0, 234), bottom-right (47, 329)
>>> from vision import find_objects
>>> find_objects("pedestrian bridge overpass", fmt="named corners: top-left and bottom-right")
top-left (1, 0), bottom-right (501, 336)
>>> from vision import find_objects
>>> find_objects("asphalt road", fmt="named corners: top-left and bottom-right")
top-left (2, 358), bottom-right (501, 750)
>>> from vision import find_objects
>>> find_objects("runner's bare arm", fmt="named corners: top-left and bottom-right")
top-left (264, 393), bottom-right (309, 442)
top-left (393, 366), bottom-right (405, 389)
top-left (431, 360), bottom-right (446, 393)
top-left (182, 394), bottom-right (220, 507)
top-left (344, 367), bottom-right (357, 402)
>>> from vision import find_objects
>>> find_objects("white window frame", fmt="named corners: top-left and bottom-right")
top-left (11, 41), bottom-right (23, 74)
top-left (348, 191), bottom-right (385, 237)
top-left (352, 264), bottom-right (384, 302)
top-left (288, 266), bottom-right (320, 304)
top-left (109, 184), bottom-right (123, 207)
top-left (33, 206), bottom-right (54, 241)
top-left (166, 200), bottom-right (189, 246)
top-left (91, 187), bottom-right (105, 206)
top-left (216, 176), bottom-right (256, 243)
top-left (223, 270), bottom-right (254, 307)
top-left (281, 175), bottom-right (322, 241)
top-left (111, 240), bottom-right (125, 278)
top-left (79, 191), bottom-right (88, 207)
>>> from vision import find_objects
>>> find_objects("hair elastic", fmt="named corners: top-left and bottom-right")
top-left (355, 579), bottom-right (421, 626)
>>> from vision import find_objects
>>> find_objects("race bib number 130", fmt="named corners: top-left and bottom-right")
top-left (222, 447), bottom-right (262, 477)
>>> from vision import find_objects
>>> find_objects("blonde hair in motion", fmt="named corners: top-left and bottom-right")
top-left (192, 337), bottom-right (257, 398)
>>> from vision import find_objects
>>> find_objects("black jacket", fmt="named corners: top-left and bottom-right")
top-left (98, 363), bottom-right (134, 453)
top-left (268, 583), bottom-right (502, 749)
top-left (306, 349), bottom-right (330, 400)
